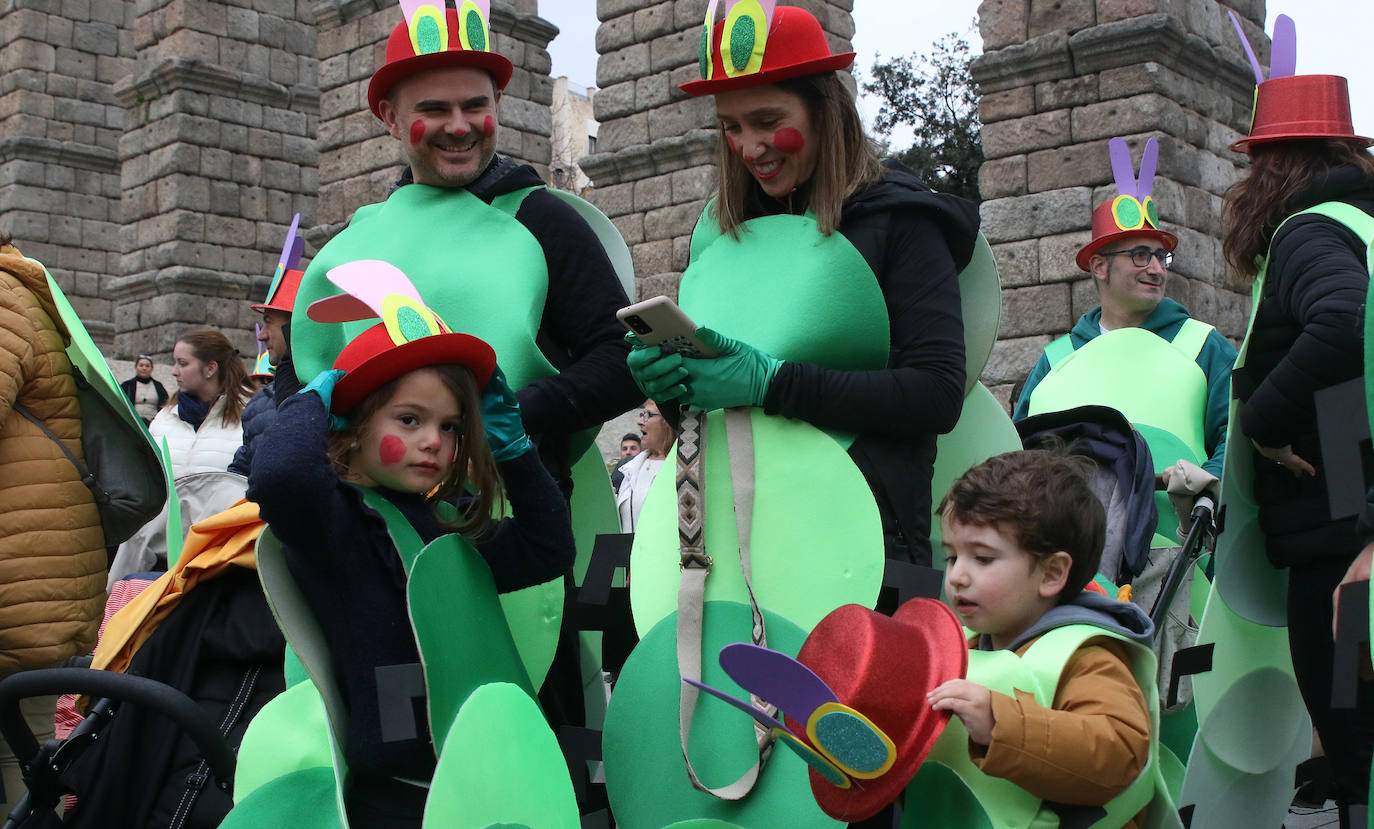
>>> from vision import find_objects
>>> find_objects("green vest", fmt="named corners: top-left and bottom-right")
top-left (1028, 319), bottom-right (1213, 545)
top-left (903, 625), bottom-right (1179, 829)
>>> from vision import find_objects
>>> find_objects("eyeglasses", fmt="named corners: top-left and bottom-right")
top-left (637, 409), bottom-right (662, 421)
top-left (1099, 247), bottom-right (1174, 268)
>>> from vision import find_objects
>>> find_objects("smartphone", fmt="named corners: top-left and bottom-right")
top-left (616, 296), bottom-right (718, 358)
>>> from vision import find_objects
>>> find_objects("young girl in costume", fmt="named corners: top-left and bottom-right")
top-left (246, 262), bottom-right (574, 828)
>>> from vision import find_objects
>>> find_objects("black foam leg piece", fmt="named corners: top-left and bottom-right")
top-left (1314, 378), bottom-right (1371, 521)
top-left (1332, 579), bottom-right (1370, 710)
top-left (581, 810), bottom-right (611, 829)
top-left (374, 663), bottom-right (426, 743)
top-left (1178, 804), bottom-right (1194, 828)
top-left (879, 559), bottom-right (945, 614)
top-left (1168, 643), bottom-right (1214, 709)
top-left (578, 533), bottom-right (633, 607)
top-left (558, 725), bottom-right (603, 807)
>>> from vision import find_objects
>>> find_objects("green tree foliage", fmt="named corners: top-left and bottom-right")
top-left (862, 33), bottom-right (983, 203)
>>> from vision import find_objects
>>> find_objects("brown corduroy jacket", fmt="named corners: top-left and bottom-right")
top-left (0, 244), bottom-right (106, 675)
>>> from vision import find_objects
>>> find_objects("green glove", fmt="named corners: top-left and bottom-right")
top-left (625, 333), bottom-right (690, 401)
top-left (678, 327), bottom-right (782, 411)
top-left (298, 369), bottom-right (349, 431)
top-left (480, 367), bottom-right (532, 463)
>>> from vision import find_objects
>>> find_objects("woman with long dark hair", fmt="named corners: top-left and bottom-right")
top-left (150, 328), bottom-right (255, 476)
top-left (1222, 69), bottom-right (1374, 819)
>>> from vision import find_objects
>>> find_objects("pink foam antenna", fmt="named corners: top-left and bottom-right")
top-left (1227, 11), bottom-right (1265, 86)
top-left (723, 0), bottom-right (776, 28)
top-left (1137, 138), bottom-right (1159, 199)
top-left (399, 0), bottom-right (445, 24)
top-left (305, 259), bottom-right (425, 323)
top-left (1269, 14), bottom-right (1296, 79)
top-left (1108, 137), bottom-right (1138, 199)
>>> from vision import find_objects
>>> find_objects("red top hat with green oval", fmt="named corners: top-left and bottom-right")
top-left (679, 2), bottom-right (855, 97)
top-left (367, 0), bottom-right (514, 119)
top-left (305, 260), bottom-right (497, 416)
top-left (253, 213), bottom-right (305, 314)
top-left (1227, 12), bottom-right (1371, 153)
top-left (1076, 137), bottom-right (1178, 272)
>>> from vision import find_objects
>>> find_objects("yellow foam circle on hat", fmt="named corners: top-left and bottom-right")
top-left (805, 701), bottom-right (897, 781)
top-left (382, 293), bottom-right (447, 345)
top-left (457, 0), bottom-right (489, 52)
top-left (407, 3), bottom-right (448, 55)
top-left (1142, 196), bottom-right (1160, 229)
top-left (1111, 194), bottom-right (1145, 232)
top-left (721, 0), bottom-right (769, 77)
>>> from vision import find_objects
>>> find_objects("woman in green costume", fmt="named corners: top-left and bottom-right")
top-left (629, 2), bottom-right (980, 567)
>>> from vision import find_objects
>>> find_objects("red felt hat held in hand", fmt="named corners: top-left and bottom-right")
top-left (679, 2), bottom-right (855, 97)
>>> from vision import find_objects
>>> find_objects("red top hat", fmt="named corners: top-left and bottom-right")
top-left (1231, 75), bottom-right (1372, 152)
top-left (252, 268), bottom-right (303, 314)
top-left (254, 213), bottom-right (306, 313)
top-left (328, 323), bottom-right (496, 416)
top-left (1076, 201), bottom-right (1178, 272)
top-left (367, 3), bottom-right (514, 120)
top-left (679, 4), bottom-right (855, 97)
top-left (1076, 136), bottom-right (1177, 271)
top-left (794, 598), bottom-right (967, 822)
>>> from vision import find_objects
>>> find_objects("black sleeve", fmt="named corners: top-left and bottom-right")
top-left (1239, 216), bottom-right (1367, 447)
top-left (246, 391), bottom-right (381, 557)
top-left (763, 209), bottom-right (966, 438)
top-left (512, 190), bottom-right (641, 435)
top-left (476, 446), bottom-right (576, 593)
top-left (155, 380), bottom-right (168, 408)
top-left (120, 378), bottom-right (136, 405)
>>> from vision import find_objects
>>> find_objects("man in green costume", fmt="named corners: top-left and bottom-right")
top-left (1014, 138), bottom-right (1236, 549)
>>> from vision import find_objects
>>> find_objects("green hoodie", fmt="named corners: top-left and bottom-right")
top-left (1013, 298), bottom-right (1237, 477)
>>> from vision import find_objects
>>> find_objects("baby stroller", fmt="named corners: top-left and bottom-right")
top-left (0, 501), bottom-right (284, 829)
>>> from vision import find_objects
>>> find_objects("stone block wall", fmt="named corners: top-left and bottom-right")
top-left (0, 0), bottom-right (135, 347)
top-left (309, 0), bottom-right (558, 243)
top-left (583, 0), bottom-right (856, 301)
top-left (972, 0), bottom-right (1265, 407)
top-left (109, 0), bottom-right (320, 360)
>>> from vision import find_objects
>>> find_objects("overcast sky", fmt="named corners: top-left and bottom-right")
top-left (545, 0), bottom-right (1373, 141)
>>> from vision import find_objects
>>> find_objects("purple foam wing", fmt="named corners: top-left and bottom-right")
top-left (1137, 138), bottom-right (1159, 199)
top-left (1269, 14), bottom-right (1296, 80)
top-left (277, 213), bottom-right (302, 271)
top-left (717, 642), bottom-right (838, 721)
top-left (1228, 11), bottom-right (1265, 86)
top-left (683, 678), bottom-right (788, 731)
top-left (1108, 137), bottom-right (1138, 199)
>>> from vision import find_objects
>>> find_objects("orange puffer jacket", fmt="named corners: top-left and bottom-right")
top-left (0, 245), bottom-right (106, 675)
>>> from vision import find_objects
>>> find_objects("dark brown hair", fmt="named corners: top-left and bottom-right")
top-left (712, 71), bottom-right (884, 238)
top-left (938, 449), bottom-right (1105, 601)
top-left (171, 328), bottom-right (254, 425)
top-left (1223, 138), bottom-right (1374, 281)
top-left (327, 364), bottom-right (504, 540)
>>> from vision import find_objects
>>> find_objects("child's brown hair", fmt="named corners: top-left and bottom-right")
top-left (939, 449), bottom-right (1105, 601)
top-left (327, 364), bottom-right (504, 539)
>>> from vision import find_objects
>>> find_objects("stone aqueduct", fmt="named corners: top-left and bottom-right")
top-left (0, 0), bottom-right (1265, 404)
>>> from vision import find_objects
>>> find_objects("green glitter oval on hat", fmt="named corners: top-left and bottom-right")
top-left (1111, 195), bottom-right (1144, 231)
top-left (700, 28), bottom-right (711, 79)
top-left (1144, 196), bottom-right (1159, 229)
top-left (396, 305), bottom-right (433, 342)
top-left (729, 16), bottom-right (756, 72)
top-left (812, 710), bottom-right (891, 775)
top-left (416, 16), bottom-right (442, 54)
top-left (465, 9), bottom-right (486, 51)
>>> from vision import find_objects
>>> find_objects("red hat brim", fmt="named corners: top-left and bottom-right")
top-left (1076, 228), bottom-right (1177, 272)
top-left (793, 598), bottom-right (968, 822)
top-left (680, 51), bottom-right (856, 96)
top-left (330, 325), bottom-right (497, 416)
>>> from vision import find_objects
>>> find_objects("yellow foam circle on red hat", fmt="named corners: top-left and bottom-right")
top-left (805, 701), bottom-right (897, 781)
top-left (721, 0), bottom-right (769, 77)
top-left (382, 293), bottom-right (450, 346)
top-left (457, 0), bottom-right (489, 52)
top-left (1142, 196), bottom-right (1159, 229)
top-left (1111, 194), bottom-right (1145, 232)
top-left (407, 3), bottom-right (447, 55)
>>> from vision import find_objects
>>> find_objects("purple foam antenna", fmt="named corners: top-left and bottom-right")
top-left (1269, 14), bottom-right (1297, 79)
top-left (1228, 11), bottom-right (1265, 86)
top-left (1137, 138), bottom-right (1159, 199)
top-left (683, 678), bottom-right (788, 731)
top-left (717, 642), bottom-right (839, 721)
top-left (1108, 137), bottom-right (1138, 199)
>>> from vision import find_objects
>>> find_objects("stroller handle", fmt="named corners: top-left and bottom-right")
top-left (0, 668), bottom-right (236, 793)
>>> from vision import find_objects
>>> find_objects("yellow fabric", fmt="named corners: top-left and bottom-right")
top-left (90, 499), bottom-right (265, 681)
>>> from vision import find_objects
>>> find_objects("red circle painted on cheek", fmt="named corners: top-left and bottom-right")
top-left (409, 120), bottom-right (426, 145)
top-left (483, 115), bottom-right (496, 138)
top-left (773, 127), bottom-right (804, 155)
top-left (379, 435), bottom-right (406, 466)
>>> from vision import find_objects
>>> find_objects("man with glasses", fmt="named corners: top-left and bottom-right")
top-left (1013, 144), bottom-right (1237, 505)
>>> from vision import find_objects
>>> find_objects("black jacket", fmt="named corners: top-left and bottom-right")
top-left (1237, 166), bottom-right (1374, 566)
top-left (756, 160), bottom-right (979, 563)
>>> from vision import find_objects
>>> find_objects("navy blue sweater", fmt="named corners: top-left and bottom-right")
top-left (246, 392), bottom-right (574, 780)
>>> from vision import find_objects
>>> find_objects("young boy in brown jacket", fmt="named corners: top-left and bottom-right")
top-left (927, 450), bottom-right (1158, 828)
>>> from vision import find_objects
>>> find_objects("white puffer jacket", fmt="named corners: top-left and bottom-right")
top-left (149, 395), bottom-right (247, 476)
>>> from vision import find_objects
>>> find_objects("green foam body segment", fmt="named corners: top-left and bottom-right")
top-left (424, 682), bottom-right (578, 828)
top-left (233, 679), bottom-right (333, 804)
top-left (629, 409), bottom-right (884, 637)
top-left (603, 601), bottom-right (841, 829)
top-left (220, 766), bottom-right (342, 829)
top-left (927, 383), bottom-right (1024, 556)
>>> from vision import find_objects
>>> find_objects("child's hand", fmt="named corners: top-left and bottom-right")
top-left (928, 679), bottom-right (994, 745)
top-left (480, 367), bottom-right (532, 462)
